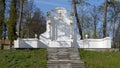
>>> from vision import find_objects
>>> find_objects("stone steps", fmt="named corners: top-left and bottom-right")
top-left (47, 48), bottom-right (85, 68)
top-left (47, 62), bottom-right (85, 68)
top-left (47, 60), bottom-right (85, 68)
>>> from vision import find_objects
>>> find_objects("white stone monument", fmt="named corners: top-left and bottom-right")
top-left (40, 7), bottom-right (77, 47)
top-left (14, 7), bottom-right (111, 48)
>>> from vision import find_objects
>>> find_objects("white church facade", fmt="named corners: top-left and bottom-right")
top-left (14, 7), bottom-right (111, 48)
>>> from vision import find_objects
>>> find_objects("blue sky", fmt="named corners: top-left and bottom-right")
top-left (34, 0), bottom-right (104, 13)
top-left (34, 0), bottom-right (71, 13)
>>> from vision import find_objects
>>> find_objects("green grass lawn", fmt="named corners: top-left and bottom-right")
top-left (79, 49), bottom-right (120, 68)
top-left (1, 48), bottom-right (120, 68)
top-left (0, 49), bottom-right (47, 68)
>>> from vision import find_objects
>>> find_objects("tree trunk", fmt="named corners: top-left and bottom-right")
top-left (103, 0), bottom-right (108, 38)
top-left (72, 0), bottom-right (83, 39)
top-left (18, 0), bottom-right (23, 38)
top-left (8, 0), bottom-right (17, 49)
top-left (0, 0), bottom-right (5, 39)
top-left (94, 18), bottom-right (97, 38)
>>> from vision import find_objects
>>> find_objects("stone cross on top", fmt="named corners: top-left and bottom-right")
top-left (53, 7), bottom-right (67, 17)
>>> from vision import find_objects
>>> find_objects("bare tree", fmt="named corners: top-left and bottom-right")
top-left (72, 0), bottom-right (83, 39)
top-left (18, 0), bottom-right (23, 38)
top-left (0, 0), bottom-right (5, 39)
top-left (22, 9), bottom-right (46, 38)
top-left (91, 6), bottom-right (100, 38)
top-left (8, 0), bottom-right (17, 49)
top-left (103, 0), bottom-right (108, 38)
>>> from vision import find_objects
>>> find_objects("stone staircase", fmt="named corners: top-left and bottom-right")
top-left (47, 48), bottom-right (85, 68)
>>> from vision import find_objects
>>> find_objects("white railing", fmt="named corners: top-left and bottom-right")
top-left (14, 37), bottom-right (111, 48)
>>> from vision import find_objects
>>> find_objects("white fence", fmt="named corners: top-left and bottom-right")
top-left (75, 37), bottom-right (111, 48)
top-left (14, 37), bottom-right (111, 48)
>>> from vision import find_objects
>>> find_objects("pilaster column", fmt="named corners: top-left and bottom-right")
top-left (47, 19), bottom-right (52, 47)
top-left (70, 17), bottom-right (73, 41)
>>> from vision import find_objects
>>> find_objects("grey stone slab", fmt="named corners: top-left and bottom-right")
top-left (58, 63), bottom-right (71, 68)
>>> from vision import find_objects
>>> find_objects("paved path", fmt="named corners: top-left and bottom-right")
top-left (47, 48), bottom-right (85, 68)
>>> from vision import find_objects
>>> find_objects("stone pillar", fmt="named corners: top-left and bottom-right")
top-left (70, 20), bottom-right (73, 39)
top-left (105, 37), bottom-right (111, 48)
top-left (47, 19), bottom-right (52, 46)
top-left (70, 17), bottom-right (73, 47)
top-left (46, 19), bottom-right (51, 38)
